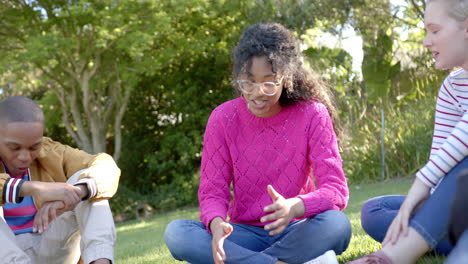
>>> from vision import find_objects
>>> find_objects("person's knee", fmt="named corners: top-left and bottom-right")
top-left (313, 210), bottom-right (351, 254)
top-left (361, 197), bottom-right (380, 221)
top-left (329, 211), bottom-right (351, 251)
top-left (164, 219), bottom-right (184, 246)
top-left (66, 169), bottom-right (89, 185)
top-left (164, 219), bottom-right (192, 258)
top-left (360, 197), bottom-right (384, 236)
top-left (323, 210), bottom-right (351, 235)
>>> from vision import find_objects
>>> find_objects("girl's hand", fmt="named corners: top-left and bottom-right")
top-left (261, 185), bottom-right (305, 236)
top-left (210, 217), bottom-right (233, 264)
top-left (382, 178), bottom-right (430, 246)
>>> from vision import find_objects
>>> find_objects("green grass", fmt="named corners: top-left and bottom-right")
top-left (115, 178), bottom-right (446, 264)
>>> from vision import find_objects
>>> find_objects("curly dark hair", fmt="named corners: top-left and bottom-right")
top-left (232, 23), bottom-right (342, 140)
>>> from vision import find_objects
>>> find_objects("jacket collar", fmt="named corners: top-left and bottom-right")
top-left (0, 161), bottom-right (5, 174)
top-left (37, 136), bottom-right (50, 159)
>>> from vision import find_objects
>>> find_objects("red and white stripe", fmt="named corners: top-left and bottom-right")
top-left (3, 178), bottom-right (24, 204)
top-left (417, 69), bottom-right (468, 187)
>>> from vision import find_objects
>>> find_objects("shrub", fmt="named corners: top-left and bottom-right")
top-left (341, 96), bottom-right (435, 183)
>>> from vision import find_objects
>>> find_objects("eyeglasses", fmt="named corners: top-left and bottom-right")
top-left (236, 76), bottom-right (284, 96)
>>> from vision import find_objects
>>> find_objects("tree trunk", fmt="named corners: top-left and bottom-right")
top-left (112, 80), bottom-right (132, 162)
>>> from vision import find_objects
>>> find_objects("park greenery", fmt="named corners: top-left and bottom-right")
top-left (0, 0), bottom-right (449, 219)
top-left (115, 179), bottom-right (446, 263)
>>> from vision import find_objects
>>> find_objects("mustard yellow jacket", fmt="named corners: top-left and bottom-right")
top-left (0, 137), bottom-right (120, 207)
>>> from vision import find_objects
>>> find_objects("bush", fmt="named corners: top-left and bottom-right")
top-left (109, 185), bottom-right (146, 221)
top-left (341, 96), bottom-right (435, 183)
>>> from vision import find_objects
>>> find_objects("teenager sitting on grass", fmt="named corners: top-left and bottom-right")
top-left (0, 96), bottom-right (120, 264)
top-left (164, 22), bottom-right (351, 264)
top-left (348, 0), bottom-right (468, 263)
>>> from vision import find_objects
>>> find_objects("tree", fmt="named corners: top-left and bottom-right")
top-left (118, 0), bottom-right (247, 207)
top-left (0, 0), bottom-right (172, 161)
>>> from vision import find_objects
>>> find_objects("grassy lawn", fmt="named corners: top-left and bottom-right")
top-left (115, 178), bottom-right (446, 264)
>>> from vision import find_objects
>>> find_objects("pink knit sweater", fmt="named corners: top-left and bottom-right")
top-left (198, 97), bottom-right (349, 230)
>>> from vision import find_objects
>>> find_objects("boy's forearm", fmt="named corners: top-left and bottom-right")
top-left (19, 180), bottom-right (35, 197)
top-left (17, 181), bottom-right (82, 209)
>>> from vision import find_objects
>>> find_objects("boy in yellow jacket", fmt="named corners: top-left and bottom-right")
top-left (0, 96), bottom-right (120, 264)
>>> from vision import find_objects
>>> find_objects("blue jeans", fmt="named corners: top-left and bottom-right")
top-left (164, 210), bottom-right (351, 264)
top-left (360, 157), bottom-right (468, 255)
top-left (445, 230), bottom-right (468, 263)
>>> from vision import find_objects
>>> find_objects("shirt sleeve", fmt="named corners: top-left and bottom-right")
top-left (297, 103), bottom-right (349, 217)
top-left (1, 175), bottom-right (24, 205)
top-left (74, 177), bottom-right (97, 200)
top-left (62, 144), bottom-right (120, 201)
top-left (416, 80), bottom-right (468, 188)
top-left (198, 109), bottom-right (233, 232)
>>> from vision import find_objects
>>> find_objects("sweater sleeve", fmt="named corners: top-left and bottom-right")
top-left (198, 109), bottom-right (233, 232)
top-left (297, 103), bottom-right (349, 217)
top-left (416, 80), bottom-right (468, 188)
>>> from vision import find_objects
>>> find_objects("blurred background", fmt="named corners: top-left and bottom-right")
top-left (0, 0), bottom-right (444, 221)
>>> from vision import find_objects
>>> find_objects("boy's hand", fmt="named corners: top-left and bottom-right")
top-left (21, 181), bottom-right (82, 209)
top-left (75, 184), bottom-right (89, 200)
top-left (33, 200), bottom-right (66, 233)
top-left (32, 183), bottom-right (88, 234)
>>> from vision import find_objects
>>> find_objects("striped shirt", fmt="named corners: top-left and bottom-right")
top-left (2, 167), bottom-right (37, 235)
top-left (416, 69), bottom-right (468, 188)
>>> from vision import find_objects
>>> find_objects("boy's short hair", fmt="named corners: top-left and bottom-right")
top-left (0, 96), bottom-right (44, 125)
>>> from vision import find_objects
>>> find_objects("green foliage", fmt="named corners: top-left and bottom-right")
top-left (361, 31), bottom-right (396, 103)
top-left (117, 0), bottom-right (243, 212)
top-left (245, 0), bottom-right (354, 33)
top-left (303, 46), bottom-right (356, 94)
top-left (109, 185), bottom-right (146, 220)
top-left (38, 91), bottom-right (75, 145)
top-left (114, 179), bottom-right (446, 263)
top-left (0, 0), bottom-right (179, 155)
top-left (0, 0), bottom-right (454, 216)
top-left (341, 96), bottom-right (436, 183)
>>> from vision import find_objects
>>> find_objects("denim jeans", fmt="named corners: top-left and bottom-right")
top-left (164, 210), bottom-right (351, 264)
top-left (445, 230), bottom-right (468, 264)
top-left (360, 157), bottom-right (468, 256)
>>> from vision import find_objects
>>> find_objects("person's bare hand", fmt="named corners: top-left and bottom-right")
top-left (210, 217), bottom-right (233, 264)
top-left (33, 200), bottom-right (65, 233)
top-left (261, 185), bottom-right (304, 236)
top-left (382, 200), bottom-right (414, 246)
top-left (382, 178), bottom-right (430, 246)
top-left (22, 181), bottom-right (82, 210)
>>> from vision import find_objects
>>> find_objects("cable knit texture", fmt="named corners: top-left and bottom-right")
top-left (199, 97), bottom-right (349, 231)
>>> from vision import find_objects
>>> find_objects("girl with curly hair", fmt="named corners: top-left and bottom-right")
top-left (165, 22), bottom-right (351, 264)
